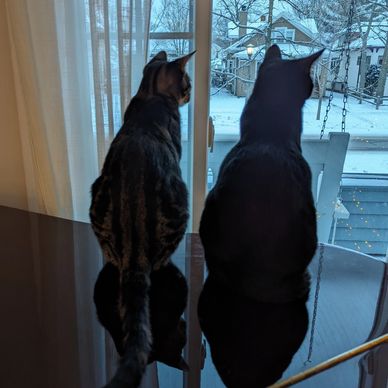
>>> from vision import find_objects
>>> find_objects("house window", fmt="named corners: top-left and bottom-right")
top-left (227, 59), bottom-right (234, 73)
top-left (357, 55), bottom-right (372, 66)
top-left (285, 29), bottom-right (295, 41)
top-left (331, 57), bottom-right (340, 70)
top-left (271, 27), bottom-right (295, 43)
top-left (378, 56), bottom-right (383, 65)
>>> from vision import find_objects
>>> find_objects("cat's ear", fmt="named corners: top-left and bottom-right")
top-left (174, 51), bottom-right (196, 70)
top-left (263, 44), bottom-right (281, 62)
top-left (149, 51), bottom-right (168, 64)
top-left (298, 49), bottom-right (325, 72)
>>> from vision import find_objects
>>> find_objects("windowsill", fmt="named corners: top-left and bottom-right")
top-left (208, 133), bottom-right (388, 150)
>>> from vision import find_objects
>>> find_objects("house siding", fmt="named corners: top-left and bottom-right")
top-left (331, 183), bottom-right (388, 256)
top-left (227, 18), bottom-right (317, 97)
top-left (328, 47), bottom-right (388, 96)
top-left (272, 18), bottom-right (312, 43)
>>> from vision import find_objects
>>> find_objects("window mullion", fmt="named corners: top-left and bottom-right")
top-left (191, 0), bottom-right (213, 232)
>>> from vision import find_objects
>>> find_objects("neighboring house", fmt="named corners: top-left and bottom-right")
top-left (221, 11), bottom-right (322, 96)
top-left (328, 27), bottom-right (388, 98)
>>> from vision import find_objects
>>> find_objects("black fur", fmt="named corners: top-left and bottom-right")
top-left (198, 275), bottom-right (308, 388)
top-left (90, 51), bottom-right (194, 388)
top-left (198, 45), bottom-right (323, 386)
top-left (199, 45), bottom-right (322, 304)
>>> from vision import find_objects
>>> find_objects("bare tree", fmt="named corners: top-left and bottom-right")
top-left (374, 0), bottom-right (388, 106)
top-left (265, 0), bottom-right (275, 49)
top-left (212, 0), bottom-right (267, 46)
top-left (316, 59), bottom-right (330, 120)
top-left (151, 0), bottom-right (190, 56)
top-left (356, 2), bottom-right (378, 102)
top-left (376, 29), bottom-right (388, 107)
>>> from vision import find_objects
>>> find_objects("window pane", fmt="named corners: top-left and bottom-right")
top-left (209, 2), bottom-right (388, 258)
top-left (147, 38), bottom-right (193, 195)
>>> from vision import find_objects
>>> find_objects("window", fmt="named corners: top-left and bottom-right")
top-left (86, 0), bottom-right (388, 255)
top-left (271, 27), bottom-right (295, 43)
top-left (331, 57), bottom-right (340, 70)
top-left (357, 55), bottom-right (372, 66)
top-left (77, 1), bottom-right (388, 385)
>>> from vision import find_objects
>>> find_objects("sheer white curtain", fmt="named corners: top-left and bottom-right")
top-left (86, 0), bottom-right (152, 169)
top-left (5, 0), bottom-right (152, 222)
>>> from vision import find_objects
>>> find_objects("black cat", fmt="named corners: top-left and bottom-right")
top-left (199, 45), bottom-right (322, 304)
top-left (198, 275), bottom-right (308, 388)
top-left (198, 45), bottom-right (323, 387)
top-left (90, 50), bottom-right (194, 388)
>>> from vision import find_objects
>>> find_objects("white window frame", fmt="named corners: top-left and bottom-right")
top-left (285, 28), bottom-right (295, 41)
top-left (271, 27), bottom-right (286, 42)
top-left (271, 27), bottom-right (295, 43)
top-left (148, 1), bottom-right (212, 232)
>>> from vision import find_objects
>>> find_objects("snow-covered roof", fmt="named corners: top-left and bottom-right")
top-left (273, 12), bottom-right (318, 39)
top-left (227, 11), bottom-right (318, 40)
top-left (333, 29), bottom-right (386, 51)
top-left (223, 33), bottom-right (259, 54)
top-left (234, 42), bottom-right (326, 61)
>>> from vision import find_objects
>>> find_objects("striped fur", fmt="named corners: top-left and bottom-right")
top-left (90, 51), bottom-right (194, 388)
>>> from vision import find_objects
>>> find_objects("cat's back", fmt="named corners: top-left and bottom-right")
top-left (98, 97), bottom-right (181, 183)
top-left (215, 141), bottom-right (311, 206)
top-left (90, 97), bottom-right (185, 228)
top-left (200, 140), bottom-right (316, 286)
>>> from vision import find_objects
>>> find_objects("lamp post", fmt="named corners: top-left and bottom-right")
top-left (246, 43), bottom-right (254, 59)
top-left (246, 44), bottom-right (254, 99)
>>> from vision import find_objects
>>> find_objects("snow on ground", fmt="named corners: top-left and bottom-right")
top-left (209, 88), bottom-right (388, 174)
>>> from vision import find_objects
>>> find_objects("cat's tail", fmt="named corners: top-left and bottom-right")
top-left (104, 266), bottom-right (152, 388)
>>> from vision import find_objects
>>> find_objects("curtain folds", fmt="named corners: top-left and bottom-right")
top-left (87, 0), bottom-right (152, 169)
top-left (5, 0), bottom-right (152, 222)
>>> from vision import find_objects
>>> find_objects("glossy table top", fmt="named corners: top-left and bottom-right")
top-left (0, 206), bottom-right (387, 388)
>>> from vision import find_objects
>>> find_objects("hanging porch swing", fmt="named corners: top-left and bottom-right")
top-left (301, 0), bottom-right (356, 364)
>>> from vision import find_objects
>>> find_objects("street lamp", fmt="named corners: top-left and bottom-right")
top-left (246, 44), bottom-right (254, 59)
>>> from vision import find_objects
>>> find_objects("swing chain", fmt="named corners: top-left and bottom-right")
top-left (320, 0), bottom-right (355, 139)
top-left (307, 0), bottom-right (356, 365)
top-left (305, 242), bottom-right (325, 364)
top-left (341, 0), bottom-right (355, 133)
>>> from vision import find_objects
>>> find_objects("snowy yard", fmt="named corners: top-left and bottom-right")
top-left (209, 89), bottom-right (388, 174)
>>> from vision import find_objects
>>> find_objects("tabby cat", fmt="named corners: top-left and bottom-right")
top-left (199, 45), bottom-right (323, 304)
top-left (90, 50), bottom-right (194, 388)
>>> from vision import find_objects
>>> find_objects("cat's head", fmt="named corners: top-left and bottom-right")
top-left (254, 45), bottom-right (324, 108)
top-left (136, 51), bottom-right (195, 106)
